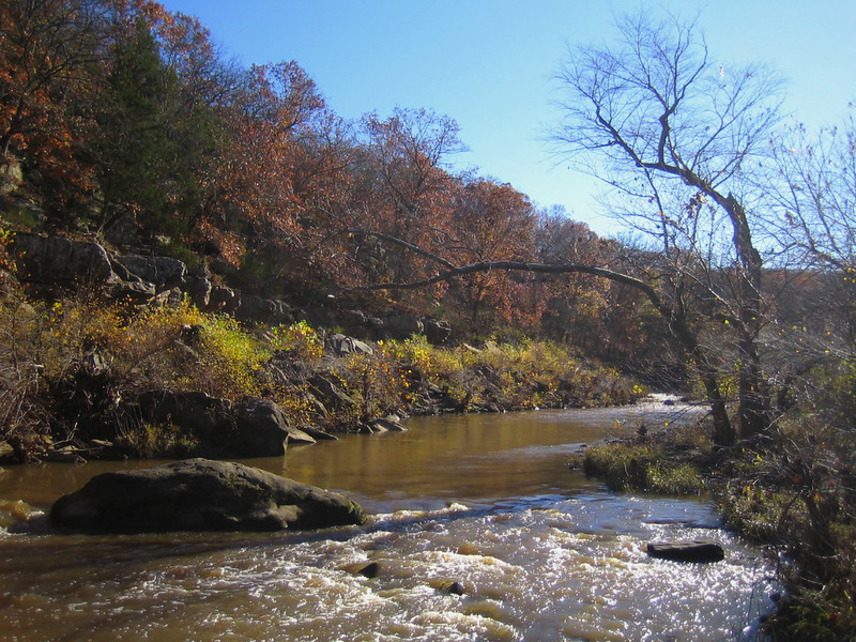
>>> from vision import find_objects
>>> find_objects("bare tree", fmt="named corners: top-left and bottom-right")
top-left (553, 12), bottom-right (784, 441)
top-left (767, 115), bottom-right (856, 274)
top-left (765, 113), bottom-right (856, 420)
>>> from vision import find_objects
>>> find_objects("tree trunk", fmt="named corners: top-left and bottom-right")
top-left (668, 306), bottom-right (736, 446)
top-left (727, 194), bottom-right (770, 438)
top-left (737, 332), bottom-right (768, 438)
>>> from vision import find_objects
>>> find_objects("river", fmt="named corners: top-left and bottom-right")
top-left (0, 399), bottom-right (773, 641)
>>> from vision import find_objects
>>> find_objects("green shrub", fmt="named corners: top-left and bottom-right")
top-left (270, 321), bottom-right (324, 363)
top-left (119, 300), bottom-right (269, 398)
top-left (583, 442), bottom-right (703, 495)
top-left (116, 421), bottom-right (199, 458)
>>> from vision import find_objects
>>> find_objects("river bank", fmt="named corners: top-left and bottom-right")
top-left (0, 286), bottom-right (641, 465)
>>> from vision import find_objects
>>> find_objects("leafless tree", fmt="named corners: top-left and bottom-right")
top-left (345, 14), bottom-right (787, 446)
top-left (552, 12), bottom-right (784, 442)
top-left (767, 115), bottom-right (856, 273)
top-left (764, 113), bottom-right (856, 419)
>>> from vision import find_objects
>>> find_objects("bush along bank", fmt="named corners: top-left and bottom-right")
top-left (575, 414), bottom-right (856, 642)
top-left (0, 291), bottom-right (641, 464)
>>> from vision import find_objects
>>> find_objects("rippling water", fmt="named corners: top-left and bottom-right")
top-left (0, 399), bottom-right (774, 641)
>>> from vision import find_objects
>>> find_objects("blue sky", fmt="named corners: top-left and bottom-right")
top-left (161, 0), bottom-right (856, 237)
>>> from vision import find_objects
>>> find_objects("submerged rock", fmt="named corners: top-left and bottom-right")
top-left (341, 561), bottom-right (380, 578)
top-left (429, 579), bottom-right (466, 595)
top-left (646, 540), bottom-right (725, 563)
top-left (0, 499), bottom-right (41, 529)
top-left (50, 458), bottom-right (366, 533)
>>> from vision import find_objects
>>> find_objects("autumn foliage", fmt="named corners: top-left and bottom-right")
top-left (0, 0), bottom-right (673, 376)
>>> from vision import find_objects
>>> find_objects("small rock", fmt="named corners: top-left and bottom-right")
top-left (47, 446), bottom-right (87, 463)
top-left (422, 318), bottom-right (451, 345)
top-left (109, 279), bottom-right (157, 304)
top-left (341, 561), bottom-right (380, 578)
top-left (207, 286), bottom-right (241, 313)
top-left (0, 441), bottom-right (15, 463)
top-left (429, 579), bottom-right (466, 595)
top-left (326, 333), bottom-right (374, 357)
top-left (368, 415), bottom-right (407, 432)
top-left (299, 426), bottom-right (339, 441)
top-left (284, 425), bottom-right (317, 446)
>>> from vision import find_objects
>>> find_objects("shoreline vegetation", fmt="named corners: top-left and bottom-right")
top-left (0, 276), bottom-right (641, 464)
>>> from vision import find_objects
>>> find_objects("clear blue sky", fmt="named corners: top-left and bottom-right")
top-left (161, 0), bottom-right (856, 237)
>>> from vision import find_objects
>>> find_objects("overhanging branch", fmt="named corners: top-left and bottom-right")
top-left (349, 257), bottom-right (668, 317)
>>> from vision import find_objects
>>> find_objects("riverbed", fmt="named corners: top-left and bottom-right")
top-left (0, 399), bottom-right (773, 641)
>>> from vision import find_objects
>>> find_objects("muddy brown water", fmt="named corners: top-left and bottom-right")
top-left (0, 399), bottom-right (773, 641)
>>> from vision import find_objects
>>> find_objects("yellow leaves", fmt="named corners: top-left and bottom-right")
top-left (270, 321), bottom-right (323, 361)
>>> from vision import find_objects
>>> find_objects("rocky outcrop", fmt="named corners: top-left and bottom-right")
top-left (233, 397), bottom-right (316, 447)
top-left (207, 285), bottom-right (241, 313)
top-left (235, 294), bottom-right (294, 324)
top-left (646, 540), bottom-right (725, 563)
top-left (114, 255), bottom-right (187, 291)
top-left (337, 309), bottom-right (451, 345)
top-left (423, 319), bottom-right (452, 345)
top-left (184, 272), bottom-right (212, 308)
top-left (137, 391), bottom-right (313, 457)
top-left (12, 233), bottom-right (115, 286)
top-left (382, 314), bottom-right (424, 340)
top-left (326, 333), bottom-right (374, 357)
top-left (309, 374), bottom-right (356, 412)
top-left (109, 278), bottom-right (157, 304)
top-left (50, 458), bottom-right (366, 533)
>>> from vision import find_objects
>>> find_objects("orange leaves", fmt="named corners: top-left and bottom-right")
top-left (196, 60), bottom-right (327, 245)
top-left (443, 179), bottom-right (538, 325)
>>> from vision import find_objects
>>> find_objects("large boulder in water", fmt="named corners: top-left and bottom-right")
top-left (50, 458), bottom-right (366, 533)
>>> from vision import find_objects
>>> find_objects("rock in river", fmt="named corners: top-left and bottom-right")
top-left (50, 458), bottom-right (366, 534)
top-left (646, 540), bottom-right (725, 563)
